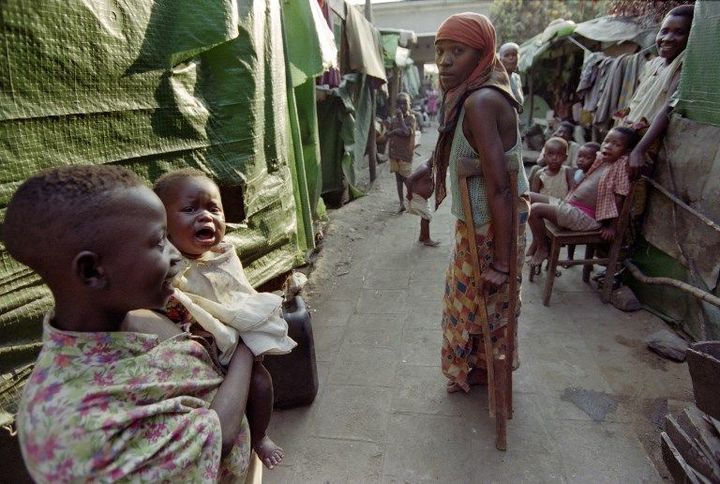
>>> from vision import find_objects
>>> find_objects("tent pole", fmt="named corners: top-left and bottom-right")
top-left (367, 89), bottom-right (377, 181)
top-left (528, 71), bottom-right (534, 126)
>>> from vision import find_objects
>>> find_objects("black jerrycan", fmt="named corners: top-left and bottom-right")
top-left (264, 295), bottom-right (319, 408)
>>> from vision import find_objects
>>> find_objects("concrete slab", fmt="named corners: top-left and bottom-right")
top-left (310, 385), bottom-right (393, 442)
top-left (356, 289), bottom-right (408, 315)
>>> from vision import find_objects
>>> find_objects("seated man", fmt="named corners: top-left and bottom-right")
top-left (527, 127), bottom-right (640, 268)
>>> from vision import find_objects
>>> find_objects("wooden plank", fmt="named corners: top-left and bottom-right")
top-left (661, 432), bottom-right (703, 484)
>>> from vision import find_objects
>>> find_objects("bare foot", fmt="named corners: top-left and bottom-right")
top-left (446, 381), bottom-right (464, 393)
top-left (398, 204), bottom-right (406, 213)
top-left (254, 435), bottom-right (284, 469)
top-left (420, 238), bottom-right (440, 247)
top-left (446, 369), bottom-right (487, 393)
top-left (530, 247), bottom-right (548, 267)
top-left (525, 240), bottom-right (537, 257)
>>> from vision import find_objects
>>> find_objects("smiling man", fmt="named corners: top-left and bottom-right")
top-left (620, 4), bottom-right (694, 178)
top-left (622, 4), bottom-right (693, 128)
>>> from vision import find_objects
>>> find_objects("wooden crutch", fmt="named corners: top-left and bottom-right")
top-left (457, 158), bottom-right (519, 451)
top-left (500, 168), bottom-right (520, 449)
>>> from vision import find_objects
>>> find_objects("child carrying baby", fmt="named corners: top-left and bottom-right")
top-left (8, 166), bottom-right (258, 481)
top-left (154, 169), bottom-right (296, 470)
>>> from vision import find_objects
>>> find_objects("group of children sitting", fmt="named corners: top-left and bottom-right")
top-left (526, 125), bottom-right (640, 268)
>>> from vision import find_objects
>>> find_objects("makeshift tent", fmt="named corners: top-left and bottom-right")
top-left (518, 16), bottom-right (658, 133)
top-left (380, 28), bottom-right (418, 116)
top-left (519, 16), bottom-right (657, 73)
top-left (0, 0), bottom-right (317, 417)
top-left (317, 1), bottom-right (386, 203)
top-left (283, 0), bottom-right (339, 222)
top-left (629, 0), bottom-right (720, 340)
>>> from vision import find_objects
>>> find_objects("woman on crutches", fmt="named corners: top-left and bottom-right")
top-left (430, 12), bottom-right (529, 450)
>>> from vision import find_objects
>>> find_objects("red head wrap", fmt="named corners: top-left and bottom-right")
top-left (431, 13), bottom-right (517, 208)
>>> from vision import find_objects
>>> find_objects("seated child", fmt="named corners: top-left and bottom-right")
top-left (6, 166), bottom-right (257, 481)
top-left (555, 121), bottom-right (581, 166)
top-left (153, 169), bottom-right (295, 470)
top-left (535, 121), bottom-right (581, 168)
top-left (530, 137), bottom-right (573, 200)
top-left (527, 127), bottom-right (640, 267)
top-left (405, 161), bottom-right (439, 247)
top-left (573, 142), bottom-right (601, 188)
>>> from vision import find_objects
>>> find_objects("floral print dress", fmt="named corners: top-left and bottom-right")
top-left (17, 314), bottom-right (251, 482)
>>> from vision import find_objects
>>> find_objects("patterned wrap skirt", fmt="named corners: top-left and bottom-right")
top-left (441, 201), bottom-right (528, 392)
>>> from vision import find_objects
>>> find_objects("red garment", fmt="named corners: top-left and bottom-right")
top-left (575, 154), bottom-right (631, 221)
top-left (432, 13), bottom-right (517, 208)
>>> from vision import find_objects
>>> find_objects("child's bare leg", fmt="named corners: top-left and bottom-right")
top-left (395, 174), bottom-right (406, 212)
top-left (527, 192), bottom-right (551, 204)
top-left (246, 361), bottom-right (283, 469)
top-left (419, 218), bottom-right (439, 246)
top-left (525, 194), bottom-right (554, 256)
top-left (528, 203), bottom-right (559, 265)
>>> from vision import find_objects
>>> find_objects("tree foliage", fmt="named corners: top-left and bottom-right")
top-left (490, 0), bottom-right (696, 45)
top-left (490, 0), bottom-right (607, 45)
top-left (607, 0), bottom-right (695, 25)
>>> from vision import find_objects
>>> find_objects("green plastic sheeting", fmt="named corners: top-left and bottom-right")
top-left (382, 33), bottom-right (400, 68)
top-left (317, 73), bottom-right (370, 201)
top-left (0, 1), bottom-right (310, 379)
top-left (282, 0), bottom-right (333, 222)
top-left (626, 238), bottom-right (720, 341)
top-left (675, 0), bottom-right (720, 127)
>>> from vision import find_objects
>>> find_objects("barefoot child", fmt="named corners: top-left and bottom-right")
top-left (154, 169), bottom-right (296, 469)
top-left (387, 92), bottom-right (417, 212)
top-left (527, 127), bottom-right (640, 268)
top-left (530, 137), bottom-right (573, 199)
top-left (405, 162), bottom-right (439, 246)
top-left (7, 166), bottom-right (257, 481)
top-left (573, 142), bottom-right (601, 187)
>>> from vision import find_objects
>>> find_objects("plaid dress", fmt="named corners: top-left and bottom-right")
top-left (441, 203), bottom-right (528, 392)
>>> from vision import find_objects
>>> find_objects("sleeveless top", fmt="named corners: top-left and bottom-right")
top-left (539, 165), bottom-right (570, 199)
top-left (449, 108), bottom-right (529, 226)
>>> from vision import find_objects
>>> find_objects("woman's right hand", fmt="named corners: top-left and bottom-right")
top-left (457, 157), bottom-right (483, 178)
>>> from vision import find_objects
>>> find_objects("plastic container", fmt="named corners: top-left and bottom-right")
top-left (686, 341), bottom-right (720, 420)
top-left (264, 296), bottom-right (319, 409)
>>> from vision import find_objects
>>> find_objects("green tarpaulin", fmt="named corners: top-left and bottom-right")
top-left (282, 0), bottom-right (338, 222)
top-left (675, 0), bottom-right (720, 127)
top-left (631, 0), bottom-right (720, 340)
top-left (0, 1), bottom-right (312, 384)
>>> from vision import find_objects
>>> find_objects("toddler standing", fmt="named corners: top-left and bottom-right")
top-left (387, 92), bottom-right (417, 212)
top-left (154, 169), bottom-right (296, 470)
top-left (573, 142), bottom-right (601, 187)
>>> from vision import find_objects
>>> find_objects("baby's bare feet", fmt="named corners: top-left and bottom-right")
top-left (255, 435), bottom-right (284, 469)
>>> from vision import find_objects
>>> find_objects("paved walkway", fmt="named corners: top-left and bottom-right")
top-left (266, 127), bottom-right (693, 483)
